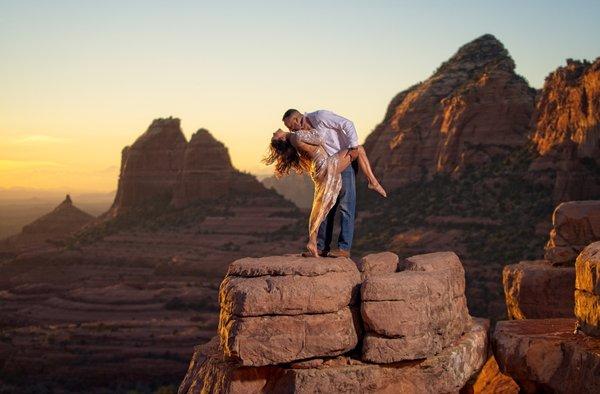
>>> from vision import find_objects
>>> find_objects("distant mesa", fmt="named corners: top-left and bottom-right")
top-left (108, 117), bottom-right (268, 215)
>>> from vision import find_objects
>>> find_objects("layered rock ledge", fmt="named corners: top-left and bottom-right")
top-left (180, 318), bottom-right (489, 394)
top-left (361, 251), bottom-right (470, 363)
top-left (502, 260), bottom-right (575, 319)
top-left (575, 241), bottom-right (600, 336)
top-left (492, 318), bottom-right (600, 394)
top-left (218, 255), bottom-right (361, 366)
top-left (181, 252), bottom-right (489, 393)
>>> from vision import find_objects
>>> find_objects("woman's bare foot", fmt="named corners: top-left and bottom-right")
top-left (305, 241), bottom-right (319, 258)
top-left (368, 180), bottom-right (387, 198)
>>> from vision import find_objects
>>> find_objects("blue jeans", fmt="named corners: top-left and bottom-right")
top-left (317, 161), bottom-right (357, 251)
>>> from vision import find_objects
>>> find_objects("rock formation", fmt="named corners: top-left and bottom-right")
top-left (179, 251), bottom-right (489, 393)
top-left (500, 201), bottom-right (600, 320)
top-left (494, 239), bottom-right (600, 392)
top-left (109, 118), bottom-right (270, 214)
top-left (363, 34), bottom-right (536, 189)
top-left (0, 195), bottom-right (95, 255)
top-left (493, 318), bottom-right (599, 393)
top-left (21, 194), bottom-right (94, 235)
top-left (361, 252), bottom-right (470, 363)
top-left (172, 129), bottom-right (265, 208)
top-left (110, 117), bottom-right (187, 213)
top-left (218, 255), bottom-right (361, 366)
top-left (544, 200), bottom-right (600, 264)
top-left (502, 260), bottom-right (575, 319)
top-left (575, 241), bottom-right (600, 336)
top-left (529, 58), bottom-right (600, 203)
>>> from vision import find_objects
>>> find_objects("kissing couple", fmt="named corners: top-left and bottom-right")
top-left (264, 109), bottom-right (387, 258)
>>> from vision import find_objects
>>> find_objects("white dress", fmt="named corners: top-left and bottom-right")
top-left (292, 129), bottom-right (343, 240)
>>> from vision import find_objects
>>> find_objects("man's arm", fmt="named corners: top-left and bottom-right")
top-left (317, 110), bottom-right (359, 148)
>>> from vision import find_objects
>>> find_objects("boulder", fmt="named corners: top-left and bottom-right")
top-left (219, 307), bottom-right (360, 367)
top-left (492, 318), bottom-right (600, 394)
top-left (218, 255), bottom-right (361, 366)
top-left (360, 251), bottom-right (470, 363)
top-left (575, 241), bottom-right (600, 336)
top-left (357, 251), bottom-right (399, 279)
top-left (179, 318), bottom-right (490, 394)
top-left (544, 201), bottom-right (600, 264)
top-left (171, 129), bottom-right (265, 208)
top-left (502, 260), bottom-right (575, 319)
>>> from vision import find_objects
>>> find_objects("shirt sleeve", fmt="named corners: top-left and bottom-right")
top-left (317, 110), bottom-right (359, 148)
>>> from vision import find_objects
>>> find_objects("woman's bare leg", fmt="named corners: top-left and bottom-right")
top-left (355, 146), bottom-right (387, 197)
top-left (335, 147), bottom-right (387, 197)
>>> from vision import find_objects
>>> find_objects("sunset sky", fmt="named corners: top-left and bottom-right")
top-left (1, 0), bottom-right (599, 193)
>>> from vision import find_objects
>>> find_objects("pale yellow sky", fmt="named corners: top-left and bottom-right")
top-left (2, 1), bottom-right (598, 193)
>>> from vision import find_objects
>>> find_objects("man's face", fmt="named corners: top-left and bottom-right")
top-left (283, 113), bottom-right (303, 131)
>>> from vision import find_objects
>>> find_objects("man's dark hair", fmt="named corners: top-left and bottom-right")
top-left (282, 108), bottom-right (300, 121)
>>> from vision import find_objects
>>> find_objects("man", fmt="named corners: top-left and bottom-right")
top-left (282, 108), bottom-right (359, 258)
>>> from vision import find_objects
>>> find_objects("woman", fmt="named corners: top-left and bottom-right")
top-left (263, 128), bottom-right (387, 257)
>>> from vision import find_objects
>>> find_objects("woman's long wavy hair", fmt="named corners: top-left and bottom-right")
top-left (262, 137), bottom-right (302, 178)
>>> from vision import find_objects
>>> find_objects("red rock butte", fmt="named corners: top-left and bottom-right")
top-left (109, 117), bottom-right (267, 215)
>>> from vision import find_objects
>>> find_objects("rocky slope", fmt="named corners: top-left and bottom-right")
top-left (529, 58), bottom-right (600, 202)
top-left (363, 34), bottom-right (536, 189)
top-left (0, 195), bottom-right (95, 257)
top-left (353, 34), bottom-right (599, 320)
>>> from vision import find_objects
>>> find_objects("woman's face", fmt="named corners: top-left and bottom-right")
top-left (271, 129), bottom-right (287, 142)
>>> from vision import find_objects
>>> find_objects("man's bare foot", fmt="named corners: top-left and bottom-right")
top-left (368, 181), bottom-right (387, 198)
top-left (305, 242), bottom-right (319, 258)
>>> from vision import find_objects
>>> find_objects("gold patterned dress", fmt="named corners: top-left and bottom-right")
top-left (292, 129), bottom-right (343, 240)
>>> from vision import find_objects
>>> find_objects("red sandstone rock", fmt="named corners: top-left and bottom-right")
top-left (363, 34), bottom-right (535, 190)
top-left (400, 251), bottom-right (466, 298)
top-left (110, 117), bottom-right (187, 213)
top-left (470, 356), bottom-right (519, 394)
top-left (171, 129), bottom-right (265, 208)
top-left (227, 255), bottom-right (357, 277)
top-left (360, 252), bottom-right (470, 363)
top-left (544, 200), bottom-right (600, 265)
top-left (219, 270), bottom-right (361, 316)
top-left (492, 318), bottom-right (600, 393)
top-left (529, 58), bottom-right (600, 202)
top-left (219, 307), bottom-right (360, 367)
top-left (357, 251), bottom-right (399, 279)
top-left (218, 256), bottom-right (361, 366)
top-left (575, 241), bottom-right (600, 336)
top-left (502, 260), bottom-right (575, 319)
top-left (179, 318), bottom-right (490, 394)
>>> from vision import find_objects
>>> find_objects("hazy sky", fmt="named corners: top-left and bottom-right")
top-left (1, 0), bottom-right (599, 192)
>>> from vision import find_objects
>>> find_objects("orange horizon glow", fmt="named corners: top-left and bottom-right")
top-left (2, 1), bottom-right (599, 193)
